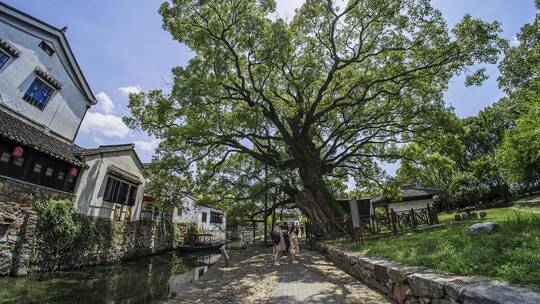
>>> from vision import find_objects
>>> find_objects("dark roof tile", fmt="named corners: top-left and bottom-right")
top-left (371, 185), bottom-right (443, 204)
top-left (0, 109), bottom-right (84, 166)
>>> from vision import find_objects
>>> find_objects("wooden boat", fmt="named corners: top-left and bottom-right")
top-left (177, 243), bottom-right (224, 252)
top-left (177, 233), bottom-right (225, 252)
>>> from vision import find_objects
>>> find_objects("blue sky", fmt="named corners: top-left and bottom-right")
top-left (3, 0), bottom-right (536, 165)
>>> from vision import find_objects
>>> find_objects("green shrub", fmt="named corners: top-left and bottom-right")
top-left (34, 199), bottom-right (121, 254)
top-left (34, 199), bottom-right (79, 253)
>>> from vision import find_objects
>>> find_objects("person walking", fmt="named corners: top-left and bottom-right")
top-left (290, 224), bottom-right (300, 263)
top-left (271, 223), bottom-right (286, 266)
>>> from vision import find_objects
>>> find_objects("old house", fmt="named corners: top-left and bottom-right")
top-left (0, 2), bottom-right (96, 203)
top-left (74, 144), bottom-right (146, 221)
top-left (0, 2), bottom-right (146, 220)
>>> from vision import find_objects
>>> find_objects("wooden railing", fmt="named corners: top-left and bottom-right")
top-left (306, 206), bottom-right (439, 245)
top-left (353, 206), bottom-right (439, 244)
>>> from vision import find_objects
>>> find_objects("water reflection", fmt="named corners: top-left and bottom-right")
top-left (0, 251), bottom-right (221, 304)
top-left (167, 254), bottom-right (221, 299)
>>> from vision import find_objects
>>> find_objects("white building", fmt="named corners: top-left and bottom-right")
top-left (0, 2), bottom-right (146, 222)
top-left (74, 144), bottom-right (146, 221)
top-left (172, 196), bottom-right (226, 231)
top-left (0, 2), bottom-right (96, 142)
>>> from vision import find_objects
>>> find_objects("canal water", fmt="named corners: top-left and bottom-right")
top-left (0, 251), bottom-right (221, 304)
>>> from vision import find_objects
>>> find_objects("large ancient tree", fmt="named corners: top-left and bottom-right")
top-left (126, 0), bottom-right (504, 232)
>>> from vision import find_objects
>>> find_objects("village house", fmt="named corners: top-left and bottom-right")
top-left (74, 144), bottom-right (146, 221)
top-left (172, 195), bottom-right (227, 232)
top-left (0, 2), bottom-right (145, 221)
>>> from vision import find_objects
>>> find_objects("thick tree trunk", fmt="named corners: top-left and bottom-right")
top-left (294, 156), bottom-right (346, 236)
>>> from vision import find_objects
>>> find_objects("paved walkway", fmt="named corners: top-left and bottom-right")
top-left (171, 244), bottom-right (388, 304)
top-left (272, 251), bottom-right (388, 304)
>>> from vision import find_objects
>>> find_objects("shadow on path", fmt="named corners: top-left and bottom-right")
top-left (272, 251), bottom-right (389, 304)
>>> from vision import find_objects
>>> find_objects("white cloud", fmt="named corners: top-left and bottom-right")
top-left (275, 0), bottom-right (303, 19)
top-left (511, 35), bottom-right (520, 46)
top-left (134, 139), bottom-right (159, 152)
top-left (80, 111), bottom-right (130, 138)
top-left (93, 136), bottom-right (104, 145)
top-left (118, 85), bottom-right (142, 96)
top-left (95, 92), bottom-right (115, 114)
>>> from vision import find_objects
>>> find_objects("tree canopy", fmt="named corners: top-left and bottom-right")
top-left (125, 0), bottom-right (505, 231)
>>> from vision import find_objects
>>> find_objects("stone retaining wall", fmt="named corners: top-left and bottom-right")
top-left (1, 200), bottom-right (177, 276)
top-left (0, 175), bottom-right (73, 206)
top-left (31, 218), bottom-right (176, 273)
top-left (0, 201), bottom-right (36, 275)
top-left (317, 243), bottom-right (540, 304)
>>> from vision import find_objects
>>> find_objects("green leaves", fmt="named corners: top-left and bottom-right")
top-left (126, 0), bottom-right (506, 220)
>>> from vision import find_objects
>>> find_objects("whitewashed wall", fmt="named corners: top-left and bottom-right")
top-left (389, 198), bottom-right (433, 213)
top-left (0, 17), bottom-right (88, 141)
top-left (74, 150), bottom-right (145, 221)
top-left (172, 197), bottom-right (226, 231)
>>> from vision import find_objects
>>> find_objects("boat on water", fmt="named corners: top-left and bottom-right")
top-left (177, 233), bottom-right (225, 252)
top-left (176, 243), bottom-right (224, 252)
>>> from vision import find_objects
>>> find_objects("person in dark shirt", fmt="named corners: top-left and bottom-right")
top-left (281, 222), bottom-right (291, 257)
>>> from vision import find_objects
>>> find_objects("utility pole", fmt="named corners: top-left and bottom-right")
top-left (263, 163), bottom-right (268, 246)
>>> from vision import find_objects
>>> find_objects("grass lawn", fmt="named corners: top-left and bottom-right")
top-left (329, 207), bottom-right (540, 285)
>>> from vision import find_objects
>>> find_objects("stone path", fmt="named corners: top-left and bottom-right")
top-left (171, 244), bottom-right (388, 304)
top-left (272, 251), bottom-right (389, 304)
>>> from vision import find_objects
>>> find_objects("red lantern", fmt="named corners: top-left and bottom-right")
top-left (12, 146), bottom-right (24, 158)
top-left (68, 167), bottom-right (78, 177)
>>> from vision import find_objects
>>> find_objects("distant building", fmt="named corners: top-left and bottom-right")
top-left (172, 196), bottom-right (226, 231)
top-left (338, 185), bottom-right (443, 228)
top-left (0, 2), bottom-right (146, 222)
top-left (371, 184), bottom-right (443, 213)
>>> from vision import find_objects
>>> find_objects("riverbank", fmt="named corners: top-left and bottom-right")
top-left (171, 244), bottom-right (389, 304)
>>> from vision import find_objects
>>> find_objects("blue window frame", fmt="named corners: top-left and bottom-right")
top-left (0, 50), bottom-right (8, 69)
top-left (23, 78), bottom-right (55, 110)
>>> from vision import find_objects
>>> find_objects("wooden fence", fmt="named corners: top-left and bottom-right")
top-left (306, 206), bottom-right (439, 245)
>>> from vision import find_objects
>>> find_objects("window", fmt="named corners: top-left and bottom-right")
top-left (201, 212), bottom-right (208, 223)
top-left (128, 186), bottom-right (138, 205)
top-left (0, 50), bottom-right (8, 69)
top-left (23, 78), bottom-right (55, 110)
top-left (210, 211), bottom-right (223, 224)
top-left (103, 176), bottom-right (139, 206)
top-left (39, 41), bottom-right (55, 56)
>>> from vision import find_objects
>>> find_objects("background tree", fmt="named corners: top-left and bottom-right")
top-left (448, 172), bottom-right (489, 208)
top-left (396, 109), bottom-right (463, 189)
top-left (143, 160), bottom-right (193, 214)
top-left (494, 1), bottom-right (540, 195)
top-left (496, 79), bottom-right (540, 194)
top-left (126, 0), bottom-right (504, 232)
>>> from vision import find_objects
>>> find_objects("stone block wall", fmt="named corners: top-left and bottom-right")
top-left (317, 243), bottom-right (540, 304)
top-left (1, 199), bottom-right (177, 276)
top-left (200, 229), bottom-right (226, 243)
top-left (0, 201), bottom-right (36, 275)
top-left (0, 175), bottom-right (73, 206)
top-left (30, 218), bottom-right (176, 272)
